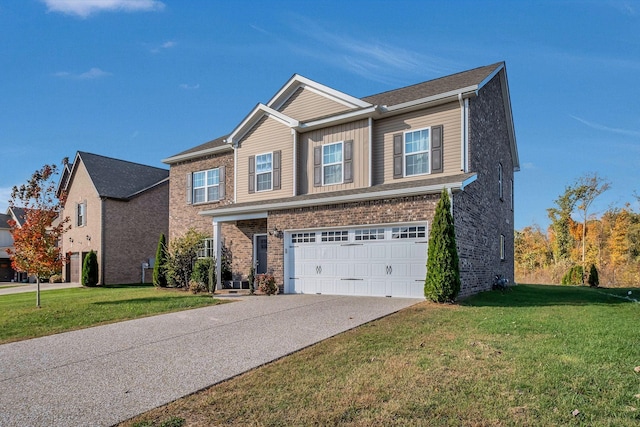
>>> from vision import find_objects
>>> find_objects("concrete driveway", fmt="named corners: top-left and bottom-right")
top-left (0, 294), bottom-right (420, 426)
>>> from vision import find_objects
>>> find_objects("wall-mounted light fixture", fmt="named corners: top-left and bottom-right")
top-left (268, 226), bottom-right (283, 238)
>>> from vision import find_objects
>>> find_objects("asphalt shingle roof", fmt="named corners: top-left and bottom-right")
top-left (0, 213), bottom-right (11, 229)
top-left (78, 152), bottom-right (169, 200)
top-left (362, 62), bottom-right (503, 106)
top-left (167, 135), bottom-right (228, 160)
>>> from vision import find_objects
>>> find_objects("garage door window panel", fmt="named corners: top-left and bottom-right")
top-left (321, 230), bottom-right (348, 242)
top-left (355, 228), bottom-right (385, 241)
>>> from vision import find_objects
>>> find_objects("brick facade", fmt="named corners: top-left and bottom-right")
top-left (168, 150), bottom-right (234, 240)
top-left (454, 72), bottom-right (515, 298)
top-left (102, 182), bottom-right (169, 284)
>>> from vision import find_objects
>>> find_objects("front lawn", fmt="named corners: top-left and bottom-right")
top-left (0, 284), bottom-right (224, 344)
top-left (121, 285), bottom-right (640, 426)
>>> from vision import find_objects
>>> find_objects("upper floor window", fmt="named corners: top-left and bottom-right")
top-left (404, 128), bottom-right (430, 176)
top-left (193, 168), bottom-right (220, 203)
top-left (76, 202), bottom-right (86, 227)
top-left (393, 126), bottom-right (442, 179)
top-left (323, 142), bottom-right (343, 185)
top-left (256, 152), bottom-right (273, 192)
top-left (498, 163), bottom-right (504, 200)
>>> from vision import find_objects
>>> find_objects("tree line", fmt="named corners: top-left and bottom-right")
top-left (515, 172), bottom-right (640, 286)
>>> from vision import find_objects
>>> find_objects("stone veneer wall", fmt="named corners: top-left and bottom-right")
top-left (454, 72), bottom-right (515, 298)
top-left (267, 194), bottom-right (440, 291)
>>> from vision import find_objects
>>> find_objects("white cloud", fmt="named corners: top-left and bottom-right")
top-left (150, 40), bottom-right (177, 53)
top-left (41, 0), bottom-right (165, 18)
top-left (282, 15), bottom-right (459, 84)
top-left (179, 83), bottom-right (200, 90)
top-left (570, 115), bottom-right (640, 138)
top-left (54, 67), bottom-right (112, 80)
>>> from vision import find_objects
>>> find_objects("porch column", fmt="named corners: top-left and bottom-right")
top-left (213, 219), bottom-right (222, 291)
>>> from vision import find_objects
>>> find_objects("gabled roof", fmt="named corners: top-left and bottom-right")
top-left (7, 207), bottom-right (27, 227)
top-left (164, 62), bottom-right (517, 170)
top-left (0, 213), bottom-right (11, 229)
top-left (56, 161), bottom-right (73, 198)
top-left (72, 152), bottom-right (169, 200)
top-left (162, 135), bottom-right (230, 164)
top-left (268, 74), bottom-right (371, 111)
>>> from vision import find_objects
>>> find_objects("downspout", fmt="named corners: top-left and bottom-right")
top-left (464, 98), bottom-right (469, 172)
top-left (233, 144), bottom-right (237, 203)
top-left (292, 129), bottom-right (297, 196)
top-left (368, 117), bottom-right (373, 186)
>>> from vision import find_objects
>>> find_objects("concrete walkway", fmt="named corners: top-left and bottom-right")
top-left (0, 281), bottom-right (82, 295)
top-left (0, 294), bottom-right (420, 427)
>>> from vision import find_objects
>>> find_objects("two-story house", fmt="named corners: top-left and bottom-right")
top-left (164, 62), bottom-right (518, 298)
top-left (58, 152), bottom-right (169, 285)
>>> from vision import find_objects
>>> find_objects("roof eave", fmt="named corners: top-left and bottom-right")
top-left (162, 144), bottom-right (233, 164)
top-left (199, 176), bottom-right (476, 218)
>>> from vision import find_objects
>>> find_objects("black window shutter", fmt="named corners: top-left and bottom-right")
top-left (393, 133), bottom-right (403, 179)
top-left (344, 140), bottom-right (353, 183)
top-left (313, 146), bottom-right (322, 187)
top-left (218, 166), bottom-right (225, 199)
top-left (431, 125), bottom-right (443, 173)
top-left (248, 156), bottom-right (255, 194)
top-left (273, 150), bottom-right (281, 190)
top-left (186, 172), bottom-right (192, 204)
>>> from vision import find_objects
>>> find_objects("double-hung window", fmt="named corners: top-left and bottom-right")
top-left (404, 128), bottom-right (430, 176)
top-left (256, 153), bottom-right (273, 192)
top-left (76, 202), bottom-right (86, 227)
top-left (193, 168), bottom-right (220, 203)
top-left (322, 141), bottom-right (343, 185)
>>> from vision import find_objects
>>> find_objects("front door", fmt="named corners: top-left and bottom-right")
top-left (255, 234), bottom-right (268, 275)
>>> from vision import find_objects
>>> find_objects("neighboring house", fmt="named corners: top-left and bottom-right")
top-left (163, 62), bottom-right (519, 298)
top-left (0, 212), bottom-right (15, 281)
top-left (57, 152), bottom-right (169, 284)
top-left (1, 207), bottom-right (29, 282)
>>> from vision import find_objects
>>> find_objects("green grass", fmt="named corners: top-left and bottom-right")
top-left (121, 285), bottom-right (640, 427)
top-left (0, 284), bottom-right (224, 344)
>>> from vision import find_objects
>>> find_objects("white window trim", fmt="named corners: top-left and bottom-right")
top-left (322, 141), bottom-right (344, 186)
top-left (193, 168), bottom-right (220, 204)
top-left (498, 163), bottom-right (504, 201)
top-left (255, 151), bottom-right (273, 192)
top-left (76, 202), bottom-right (86, 227)
top-left (404, 127), bottom-right (431, 177)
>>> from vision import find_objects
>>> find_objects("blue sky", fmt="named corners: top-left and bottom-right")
top-left (1, 0), bottom-right (639, 230)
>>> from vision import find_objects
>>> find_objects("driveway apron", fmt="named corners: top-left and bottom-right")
top-left (0, 294), bottom-right (419, 427)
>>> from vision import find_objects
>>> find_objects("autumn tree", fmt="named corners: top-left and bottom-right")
top-left (572, 173), bottom-right (610, 273)
top-left (547, 187), bottom-right (577, 263)
top-left (7, 163), bottom-right (70, 307)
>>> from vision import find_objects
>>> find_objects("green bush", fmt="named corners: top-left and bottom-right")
top-left (257, 273), bottom-right (278, 295)
top-left (561, 265), bottom-right (584, 286)
top-left (587, 264), bottom-right (599, 287)
top-left (153, 233), bottom-right (168, 287)
top-left (82, 250), bottom-right (99, 287)
top-left (192, 257), bottom-right (214, 292)
top-left (425, 189), bottom-right (460, 302)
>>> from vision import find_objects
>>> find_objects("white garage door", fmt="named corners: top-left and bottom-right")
top-left (285, 223), bottom-right (427, 298)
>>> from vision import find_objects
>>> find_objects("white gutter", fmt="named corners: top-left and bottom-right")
top-left (199, 176), bottom-right (476, 218)
top-left (162, 144), bottom-right (232, 164)
top-left (381, 86), bottom-right (478, 113)
top-left (297, 106), bottom-right (379, 131)
top-left (292, 129), bottom-right (297, 197)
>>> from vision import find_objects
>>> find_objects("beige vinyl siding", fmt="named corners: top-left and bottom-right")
top-left (279, 87), bottom-right (354, 122)
top-left (298, 119), bottom-right (369, 195)
top-left (372, 101), bottom-right (461, 185)
top-left (236, 116), bottom-right (294, 203)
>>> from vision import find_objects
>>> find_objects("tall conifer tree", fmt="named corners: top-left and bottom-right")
top-left (425, 189), bottom-right (461, 302)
